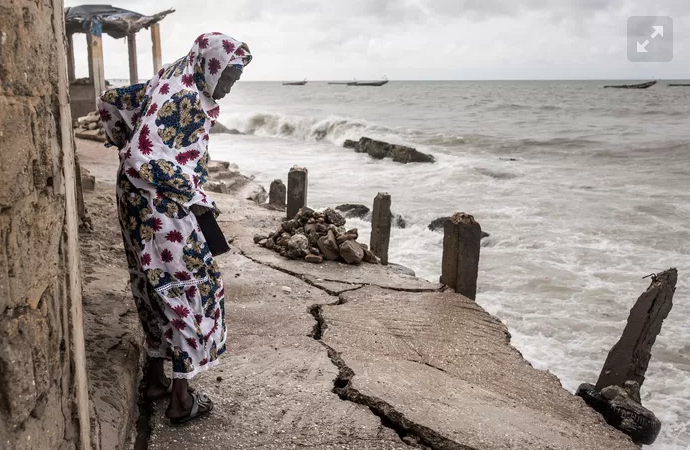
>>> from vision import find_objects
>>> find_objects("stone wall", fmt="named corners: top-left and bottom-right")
top-left (0, 1), bottom-right (90, 449)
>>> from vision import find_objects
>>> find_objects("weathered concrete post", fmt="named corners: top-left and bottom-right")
top-left (441, 212), bottom-right (482, 300)
top-left (370, 193), bottom-right (392, 265)
top-left (287, 167), bottom-right (308, 219)
top-left (269, 179), bottom-right (287, 209)
top-left (595, 268), bottom-right (677, 391)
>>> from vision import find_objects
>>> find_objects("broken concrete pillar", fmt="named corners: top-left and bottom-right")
top-left (370, 193), bottom-right (392, 265)
top-left (441, 212), bottom-right (481, 300)
top-left (595, 268), bottom-right (677, 391)
top-left (269, 179), bottom-right (286, 209)
top-left (287, 167), bottom-right (308, 219)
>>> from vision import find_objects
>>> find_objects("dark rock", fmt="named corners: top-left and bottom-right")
top-left (335, 204), bottom-right (370, 219)
top-left (351, 137), bottom-right (435, 164)
top-left (363, 248), bottom-right (380, 264)
top-left (324, 208), bottom-right (346, 227)
top-left (576, 383), bottom-right (662, 445)
top-left (429, 217), bottom-right (490, 238)
top-left (393, 214), bottom-right (407, 229)
top-left (388, 263), bottom-right (416, 277)
top-left (305, 254), bottom-right (323, 264)
top-left (269, 179), bottom-right (286, 208)
top-left (317, 231), bottom-right (340, 261)
top-left (343, 139), bottom-right (358, 149)
top-left (339, 240), bottom-right (364, 265)
top-left (428, 216), bottom-right (450, 232)
top-left (390, 145), bottom-right (435, 164)
top-left (286, 234), bottom-right (309, 259)
top-left (253, 234), bottom-right (268, 244)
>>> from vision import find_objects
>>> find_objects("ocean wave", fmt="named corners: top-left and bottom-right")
top-left (220, 112), bottom-right (398, 146)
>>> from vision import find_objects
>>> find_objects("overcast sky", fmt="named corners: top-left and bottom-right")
top-left (65, 0), bottom-right (690, 81)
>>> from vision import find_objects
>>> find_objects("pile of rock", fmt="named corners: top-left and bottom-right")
top-left (254, 207), bottom-right (380, 265)
top-left (73, 111), bottom-right (106, 142)
top-left (343, 137), bottom-right (435, 164)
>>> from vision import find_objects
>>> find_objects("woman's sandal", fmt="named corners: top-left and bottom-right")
top-left (169, 392), bottom-right (214, 425)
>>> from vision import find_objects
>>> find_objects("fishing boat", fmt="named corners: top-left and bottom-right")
top-left (350, 78), bottom-right (388, 87)
top-left (282, 79), bottom-right (307, 86)
top-left (603, 80), bottom-right (656, 89)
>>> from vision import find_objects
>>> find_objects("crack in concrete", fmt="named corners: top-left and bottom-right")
top-left (238, 250), bottom-right (442, 294)
top-left (309, 304), bottom-right (477, 450)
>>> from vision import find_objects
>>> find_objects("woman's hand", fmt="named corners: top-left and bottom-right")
top-left (190, 204), bottom-right (210, 216)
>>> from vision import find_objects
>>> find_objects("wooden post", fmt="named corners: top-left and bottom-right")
top-left (370, 193), bottom-right (392, 265)
top-left (86, 32), bottom-right (106, 104)
top-left (595, 269), bottom-right (677, 391)
top-left (287, 167), bottom-right (308, 219)
top-left (127, 33), bottom-right (138, 84)
top-left (269, 179), bottom-right (286, 209)
top-left (66, 32), bottom-right (76, 83)
top-left (151, 23), bottom-right (163, 74)
top-left (441, 212), bottom-right (481, 300)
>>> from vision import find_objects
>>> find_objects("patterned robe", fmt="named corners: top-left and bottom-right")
top-left (98, 33), bottom-right (252, 379)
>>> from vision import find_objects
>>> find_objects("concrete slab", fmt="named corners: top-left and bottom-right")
top-left (147, 253), bottom-right (407, 450)
top-left (320, 287), bottom-right (638, 450)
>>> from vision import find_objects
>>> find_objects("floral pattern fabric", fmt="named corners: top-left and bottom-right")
top-left (98, 33), bottom-right (251, 379)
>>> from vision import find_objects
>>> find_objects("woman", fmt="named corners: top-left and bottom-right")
top-left (98, 32), bottom-right (251, 424)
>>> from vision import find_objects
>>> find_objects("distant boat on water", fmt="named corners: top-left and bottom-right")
top-left (668, 83), bottom-right (690, 87)
top-left (336, 76), bottom-right (388, 87)
top-left (603, 80), bottom-right (656, 89)
top-left (282, 79), bottom-right (307, 86)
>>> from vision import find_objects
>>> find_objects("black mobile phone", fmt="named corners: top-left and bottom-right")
top-left (195, 210), bottom-right (230, 256)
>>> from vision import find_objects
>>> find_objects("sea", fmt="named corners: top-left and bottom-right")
top-left (120, 79), bottom-right (690, 448)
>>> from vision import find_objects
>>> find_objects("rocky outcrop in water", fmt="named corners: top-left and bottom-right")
top-left (336, 204), bottom-right (370, 219)
top-left (210, 122), bottom-right (243, 134)
top-left (254, 207), bottom-right (380, 265)
top-left (344, 137), bottom-right (435, 164)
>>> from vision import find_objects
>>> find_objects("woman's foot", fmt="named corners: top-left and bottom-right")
top-left (165, 379), bottom-right (213, 424)
top-left (143, 358), bottom-right (194, 401)
top-left (143, 358), bottom-right (173, 401)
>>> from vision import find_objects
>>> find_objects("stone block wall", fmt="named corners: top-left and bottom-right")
top-left (0, 1), bottom-right (89, 449)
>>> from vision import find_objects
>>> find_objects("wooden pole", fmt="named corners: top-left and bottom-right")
top-left (127, 33), bottom-right (138, 84)
top-left (66, 32), bottom-right (76, 83)
top-left (86, 31), bottom-right (106, 104)
top-left (441, 212), bottom-right (481, 300)
top-left (370, 193), bottom-right (392, 265)
top-left (151, 23), bottom-right (163, 74)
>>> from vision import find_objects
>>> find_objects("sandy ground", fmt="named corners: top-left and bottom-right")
top-left (75, 138), bottom-right (639, 450)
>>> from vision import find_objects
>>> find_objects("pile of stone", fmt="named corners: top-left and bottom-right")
top-left (73, 110), bottom-right (106, 143)
top-left (343, 137), bottom-right (435, 164)
top-left (254, 207), bottom-right (380, 265)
